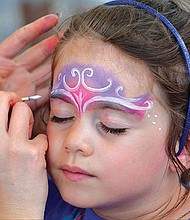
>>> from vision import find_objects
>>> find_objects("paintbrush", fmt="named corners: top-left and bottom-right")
top-left (21, 95), bottom-right (41, 101)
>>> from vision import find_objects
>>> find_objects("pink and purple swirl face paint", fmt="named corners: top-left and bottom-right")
top-left (51, 64), bottom-right (153, 118)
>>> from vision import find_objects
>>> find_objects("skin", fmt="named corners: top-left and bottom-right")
top-left (47, 37), bottom-right (183, 219)
top-left (0, 92), bottom-right (48, 219)
top-left (0, 14), bottom-right (57, 218)
top-left (0, 14), bottom-right (59, 111)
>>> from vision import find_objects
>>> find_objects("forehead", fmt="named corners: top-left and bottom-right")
top-left (53, 37), bottom-right (153, 97)
top-left (51, 63), bottom-right (153, 117)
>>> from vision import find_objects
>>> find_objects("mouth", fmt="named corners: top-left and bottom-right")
top-left (60, 165), bottom-right (95, 182)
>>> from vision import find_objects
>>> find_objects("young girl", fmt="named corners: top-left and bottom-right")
top-left (1, 0), bottom-right (190, 219)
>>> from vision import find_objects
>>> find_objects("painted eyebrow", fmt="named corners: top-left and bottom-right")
top-left (50, 93), bottom-right (145, 114)
top-left (50, 93), bottom-right (73, 104)
top-left (51, 93), bottom-right (123, 108)
top-left (50, 93), bottom-right (64, 99)
top-left (87, 101), bottom-right (134, 113)
top-left (88, 101), bottom-right (149, 119)
top-left (50, 93), bottom-right (127, 112)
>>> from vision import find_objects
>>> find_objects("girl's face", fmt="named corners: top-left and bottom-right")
top-left (47, 37), bottom-right (176, 214)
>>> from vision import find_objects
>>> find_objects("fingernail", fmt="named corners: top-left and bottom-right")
top-left (39, 15), bottom-right (59, 34)
top-left (44, 14), bottom-right (59, 26)
top-left (54, 12), bottom-right (63, 19)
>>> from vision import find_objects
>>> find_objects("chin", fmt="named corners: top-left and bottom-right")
top-left (62, 193), bottom-right (94, 208)
top-left (58, 186), bottom-right (100, 208)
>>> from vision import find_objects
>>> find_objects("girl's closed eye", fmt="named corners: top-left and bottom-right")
top-left (50, 115), bottom-right (75, 123)
top-left (99, 122), bottom-right (128, 135)
top-left (97, 109), bottom-right (132, 135)
top-left (49, 97), bottom-right (77, 124)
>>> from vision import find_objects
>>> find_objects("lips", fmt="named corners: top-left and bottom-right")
top-left (60, 165), bottom-right (95, 182)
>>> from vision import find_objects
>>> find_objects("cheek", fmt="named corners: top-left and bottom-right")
top-left (100, 136), bottom-right (169, 188)
top-left (46, 125), bottom-right (66, 164)
top-left (98, 150), bottom-right (168, 201)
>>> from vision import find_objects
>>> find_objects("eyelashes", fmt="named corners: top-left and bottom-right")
top-left (99, 122), bottom-right (127, 135)
top-left (50, 116), bottom-right (75, 123)
top-left (50, 116), bottom-right (127, 136)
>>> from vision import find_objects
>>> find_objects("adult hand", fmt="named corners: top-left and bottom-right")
top-left (0, 14), bottom-right (59, 111)
top-left (0, 91), bottom-right (48, 219)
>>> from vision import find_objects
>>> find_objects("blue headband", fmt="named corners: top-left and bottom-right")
top-left (105, 0), bottom-right (190, 156)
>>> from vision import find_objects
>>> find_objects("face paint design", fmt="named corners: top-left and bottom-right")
top-left (51, 64), bottom-right (153, 118)
top-left (147, 114), bottom-right (162, 131)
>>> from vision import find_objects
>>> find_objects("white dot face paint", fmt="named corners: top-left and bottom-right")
top-left (51, 64), bottom-right (153, 119)
top-left (147, 113), bottom-right (162, 131)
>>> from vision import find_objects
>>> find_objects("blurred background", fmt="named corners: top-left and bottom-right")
top-left (0, 0), bottom-right (109, 43)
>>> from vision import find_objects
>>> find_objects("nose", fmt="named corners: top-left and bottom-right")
top-left (63, 117), bottom-right (94, 157)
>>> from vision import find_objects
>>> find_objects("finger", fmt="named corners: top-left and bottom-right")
top-left (30, 134), bottom-right (48, 168)
top-left (8, 102), bottom-right (34, 140)
top-left (32, 134), bottom-right (48, 152)
top-left (15, 35), bottom-right (59, 71)
top-left (0, 14), bottom-right (58, 58)
top-left (0, 92), bottom-right (20, 132)
top-left (31, 59), bottom-right (52, 88)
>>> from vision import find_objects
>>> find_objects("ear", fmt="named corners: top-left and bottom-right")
top-left (177, 146), bottom-right (190, 168)
top-left (170, 135), bottom-right (190, 173)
